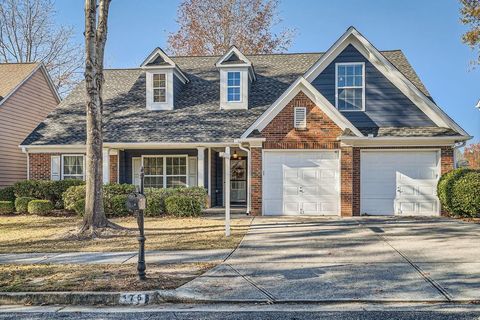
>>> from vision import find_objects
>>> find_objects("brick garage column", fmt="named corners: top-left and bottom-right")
top-left (352, 147), bottom-right (361, 216)
top-left (441, 146), bottom-right (454, 174)
top-left (250, 147), bottom-right (262, 216)
top-left (340, 147), bottom-right (353, 217)
top-left (109, 154), bottom-right (118, 183)
top-left (29, 153), bottom-right (53, 180)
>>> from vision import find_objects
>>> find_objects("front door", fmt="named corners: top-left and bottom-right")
top-left (231, 159), bottom-right (247, 204)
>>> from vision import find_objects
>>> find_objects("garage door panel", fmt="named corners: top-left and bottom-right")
top-left (263, 151), bottom-right (340, 216)
top-left (361, 151), bottom-right (440, 216)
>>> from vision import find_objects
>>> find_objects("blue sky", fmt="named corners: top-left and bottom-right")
top-left (54, 0), bottom-right (479, 142)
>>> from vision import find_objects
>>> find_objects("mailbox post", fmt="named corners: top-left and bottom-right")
top-left (126, 167), bottom-right (147, 280)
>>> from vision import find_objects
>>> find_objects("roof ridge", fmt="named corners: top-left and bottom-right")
top-left (170, 50), bottom-right (403, 59)
top-left (0, 62), bottom-right (39, 65)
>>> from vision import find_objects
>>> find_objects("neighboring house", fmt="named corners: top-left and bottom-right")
top-left (20, 27), bottom-right (471, 216)
top-left (0, 63), bottom-right (60, 188)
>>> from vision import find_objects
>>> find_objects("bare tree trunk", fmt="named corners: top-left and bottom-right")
top-left (79, 0), bottom-right (117, 235)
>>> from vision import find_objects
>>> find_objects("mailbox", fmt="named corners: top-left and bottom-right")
top-left (126, 193), bottom-right (146, 211)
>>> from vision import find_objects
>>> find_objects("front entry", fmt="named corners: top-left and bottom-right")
top-left (231, 159), bottom-right (247, 204)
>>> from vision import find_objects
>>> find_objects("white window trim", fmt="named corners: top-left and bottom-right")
top-left (152, 73), bottom-right (167, 103)
top-left (141, 155), bottom-right (189, 188)
top-left (294, 106), bottom-right (307, 129)
top-left (335, 62), bottom-right (365, 112)
top-left (61, 154), bottom-right (85, 181)
top-left (227, 71), bottom-right (242, 103)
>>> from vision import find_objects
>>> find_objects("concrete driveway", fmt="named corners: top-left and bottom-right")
top-left (176, 217), bottom-right (480, 303)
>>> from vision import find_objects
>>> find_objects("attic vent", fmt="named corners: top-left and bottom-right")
top-left (294, 107), bottom-right (307, 129)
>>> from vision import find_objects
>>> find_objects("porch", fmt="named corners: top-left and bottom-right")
top-left (113, 146), bottom-right (249, 210)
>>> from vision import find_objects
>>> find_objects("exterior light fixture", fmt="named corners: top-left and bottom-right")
top-left (233, 150), bottom-right (238, 159)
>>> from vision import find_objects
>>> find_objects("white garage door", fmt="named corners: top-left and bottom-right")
top-left (263, 150), bottom-right (340, 215)
top-left (360, 151), bottom-right (440, 216)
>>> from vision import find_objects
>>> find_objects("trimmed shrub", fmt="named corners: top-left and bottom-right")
top-left (108, 195), bottom-right (129, 217)
top-left (438, 168), bottom-right (475, 214)
top-left (13, 180), bottom-right (85, 209)
top-left (15, 197), bottom-right (36, 213)
top-left (104, 184), bottom-right (136, 216)
top-left (450, 171), bottom-right (480, 217)
top-left (73, 199), bottom-right (85, 216)
top-left (144, 188), bottom-right (175, 216)
top-left (0, 201), bottom-right (14, 214)
top-left (164, 194), bottom-right (202, 217)
top-left (176, 187), bottom-right (208, 209)
top-left (62, 185), bottom-right (86, 211)
top-left (27, 200), bottom-right (54, 215)
top-left (0, 186), bottom-right (15, 202)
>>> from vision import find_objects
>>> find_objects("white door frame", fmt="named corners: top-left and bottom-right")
top-left (360, 148), bottom-right (441, 216)
top-left (261, 149), bottom-right (341, 216)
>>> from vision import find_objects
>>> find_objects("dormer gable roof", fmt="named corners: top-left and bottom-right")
top-left (141, 47), bottom-right (189, 83)
top-left (215, 46), bottom-right (256, 81)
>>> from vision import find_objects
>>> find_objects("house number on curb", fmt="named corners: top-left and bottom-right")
top-left (119, 293), bottom-right (149, 305)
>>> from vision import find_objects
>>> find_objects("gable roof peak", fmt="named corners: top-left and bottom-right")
top-left (215, 45), bottom-right (252, 67)
top-left (141, 47), bottom-right (175, 68)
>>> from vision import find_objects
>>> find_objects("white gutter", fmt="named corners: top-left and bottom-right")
top-left (340, 135), bottom-right (472, 147)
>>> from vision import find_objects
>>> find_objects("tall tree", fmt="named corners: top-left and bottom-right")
top-left (0, 0), bottom-right (83, 95)
top-left (168, 0), bottom-right (294, 56)
top-left (80, 0), bottom-right (115, 236)
top-left (463, 143), bottom-right (480, 168)
top-left (460, 0), bottom-right (480, 64)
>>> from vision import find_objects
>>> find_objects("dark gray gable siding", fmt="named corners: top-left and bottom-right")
top-left (311, 44), bottom-right (435, 128)
top-left (173, 74), bottom-right (184, 106)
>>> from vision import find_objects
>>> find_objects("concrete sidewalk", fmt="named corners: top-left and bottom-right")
top-left (0, 249), bottom-right (232, 265)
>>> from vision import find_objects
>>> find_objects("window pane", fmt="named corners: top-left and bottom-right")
top-left (228, 87), bottom-right (240, 102)
top-left (144, 157), bottom-right (163, 176)
top-left (153, 88), bottom-right (166, 102)
top-left (167, 176), bottom-right (187, 188)
top-left (144, 176), bottom-right (163, 188)
top-left (346, 65), bottom-right (354, 75)
top-left (227, 72), bottom-right (240, 86)
top-left (166, 157), bottom-right (186, 175)
top-left (354, 75), bottom-right (362, 86)
top-left (63, 156), bottom-right (83, 179)
top-left (355, 64), bottom-right (363, 74)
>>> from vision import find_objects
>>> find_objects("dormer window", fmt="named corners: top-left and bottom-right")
top-left (227, 71), bottom-right (241, 102)
top-left (141, 47), bottom-right (189, 111)
top-left (153, 74), bottom-right (166, 103)
top-left (335, 62), bottom-right (365, 111)
top-left (216, 46), bottom-right (255, 110)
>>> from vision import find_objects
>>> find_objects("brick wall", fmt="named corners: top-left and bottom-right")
top-left (29, 153), bottom-right (54, 180)
top-left (250, 147), bottom-right (262, 216)
top-left (340, 147), bottom-right (353, 217)
top-left (440, 146), bottom-right (454, 174)
top-left (109, 154), bottom-right (118, 183)
top-left (261, 91), bottom-right (343, 150)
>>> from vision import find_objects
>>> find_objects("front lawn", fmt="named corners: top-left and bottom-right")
top-left (0, 215), bottom-right (251, 253)
top-left (0, 263), bottom-right (214, 292)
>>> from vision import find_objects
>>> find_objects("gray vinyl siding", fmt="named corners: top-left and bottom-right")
top-left (311, 44), bottom-right (435, 128)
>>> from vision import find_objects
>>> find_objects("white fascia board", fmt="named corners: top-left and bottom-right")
top-left (241, 77), bottom-right (363, 138)
top-left (39, 64), bottom-right (61, 103)
top-left (303, 27), bottom-right (469, 137)
top-left (340, 135), bottom-right (472, 147)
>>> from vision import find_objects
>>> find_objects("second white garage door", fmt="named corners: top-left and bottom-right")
top-left (360, 150), bottom-right (440, 216)
top-left (263, 150), bottom-right (340, 215)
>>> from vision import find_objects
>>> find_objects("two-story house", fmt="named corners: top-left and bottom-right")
top-left (20, 27), bottom-right (471, 216)
top-left (0, 63), bottom-right (60, 188)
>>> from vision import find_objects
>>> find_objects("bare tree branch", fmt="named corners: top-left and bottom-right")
top-left (168, 0), bottom-right (295, 55)
top-left (0, 0), bottom-right (83, 95)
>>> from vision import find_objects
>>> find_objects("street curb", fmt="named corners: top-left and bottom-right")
top-left (0, 291), bottom-right (478, 306)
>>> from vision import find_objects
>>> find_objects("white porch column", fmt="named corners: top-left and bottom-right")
top-left (224, 147), bottom-right (231, 237)
top-left (197, 147), bottom-right (206, 187)
top-left (102, 148), bottom-right (110, 184)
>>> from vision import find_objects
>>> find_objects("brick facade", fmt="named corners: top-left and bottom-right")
top-left (109, 154), bottom-right (118, 183)
top-left (248, 90), bottom-right (456, 217)
top-left (29, 153), bottom-right (55, 180)
top-left (262, 91), bottom-right (343, 150)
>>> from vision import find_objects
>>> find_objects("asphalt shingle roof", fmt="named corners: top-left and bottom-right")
top-left (0, 63), bottom-right (38, 102)
top-left (342, 127), bottom-right (460, 137)
top-left (22, 51), bottom-right (440, 146)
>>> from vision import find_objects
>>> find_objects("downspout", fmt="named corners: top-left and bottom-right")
top-left (22, 147), bottom-right (30, 180)
top-left (238, 143), bottom-right (251, 215)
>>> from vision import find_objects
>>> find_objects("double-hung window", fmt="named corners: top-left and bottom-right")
top-left (336, 63), bottom-right (364, 111)
top-left (227, 71), bottom-right (241, 102)
top-left (62, 155), bottom-right (84, 180)
top-left (152, 73), bottom-right (166, 103)
top-left (143, 156), bottom-right (187, 188)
